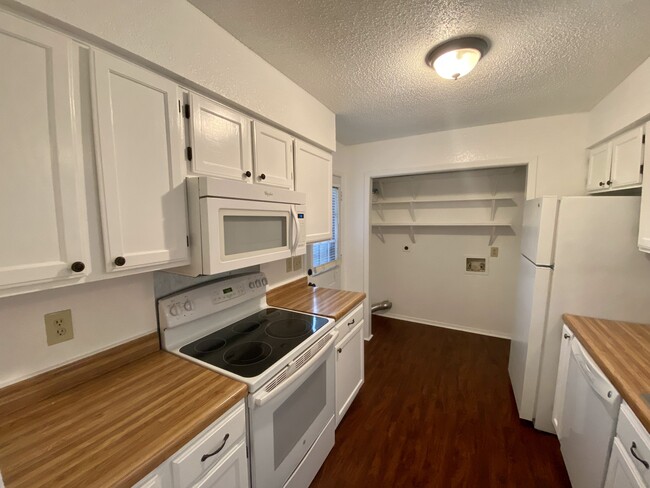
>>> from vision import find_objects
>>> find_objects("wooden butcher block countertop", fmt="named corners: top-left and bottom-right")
top-left (0, 333), bottom-right (247, 488)
top-left (267, 277), bottom-right (366, 320)
top-left (563, 314), bottom-right (650, 432)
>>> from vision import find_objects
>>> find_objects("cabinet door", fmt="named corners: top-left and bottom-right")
top-left (610, 126), bottom-right (644, 189)
top-left (193, 440), bottom-right (249, 488)
top-left (0, 12), bottom-right (90, 289)
top-left (639, 123), bottom-right (650, 253)
top-left (92, 51), bottom-right (189, 272)
top-left (552, 325), bottom-right (573, 438)
top-left (604, 438), bottom-right (645, 488)
top-left (252, 121), bottom-right (294, 189)
top-left (587, 143), bottom-right (612, 192)
top-left (294, 140), bottom-right (333, 243)
top-left (335, 321), bottom-right (364, 426)
top-left (188, 93), bottom-right (253, 182)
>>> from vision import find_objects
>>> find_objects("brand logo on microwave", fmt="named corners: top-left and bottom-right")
top-left (264, 191), bottom-right (274, 197)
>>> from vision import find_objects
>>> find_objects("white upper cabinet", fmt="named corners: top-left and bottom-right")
top-left (91, 50), bottom-right (189, 272)
top-left (252, 121), bottom-right (294, 189)
top-left (0, 12), bottom-right (90, 289)
top-left (188, 93), bottom-right (253, 182)
top-left (294, 140), bottom-right (333, 242)
top-left (587, 143), bottom-right (613, 191)
top-left (610, 126), bottom-right (644, 189)
top-left (587, 125), bottom-right (645, 193)
top-left (638, 123), bottom-right (650, 253)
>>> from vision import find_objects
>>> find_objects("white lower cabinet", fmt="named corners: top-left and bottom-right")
top-left (605, 438), bottom-right (645, 488)
top-left (134, 400), bottom-right (249, 488)
top-left (606, 402), bottom-right (650, 488)
top-left (335, 304), bottom-right (365, 427)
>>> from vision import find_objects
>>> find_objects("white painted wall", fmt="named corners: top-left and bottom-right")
top-left (337, 113), bottom-right (589, 337)
top-left (588, 57), bottom-right (650, 147)
top-left (0, 274), bottom-right (156, 387)
top-left (370, 168), bottom-right (526, 338)
top-left (3, 0), bottom-right (336, 151)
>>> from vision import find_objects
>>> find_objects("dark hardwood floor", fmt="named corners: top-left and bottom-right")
top-left (311, 316), bottom-right (571, 488)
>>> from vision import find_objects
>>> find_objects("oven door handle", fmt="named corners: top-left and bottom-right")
top-left (253, 331), bottom-right (338, 408)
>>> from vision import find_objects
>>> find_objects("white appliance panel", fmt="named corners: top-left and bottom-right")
top-left (520, 196), bottom-right (558, 266)
top-left (508, 255), bottom-right (552, 421)
top-left (534, 196), bottom-right (650, 433)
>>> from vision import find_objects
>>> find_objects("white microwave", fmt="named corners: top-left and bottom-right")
top-left (176, 177), bottom-right (306, 276)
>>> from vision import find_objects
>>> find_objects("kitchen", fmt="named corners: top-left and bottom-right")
top-left (1, 1), bottom-right (650, 488)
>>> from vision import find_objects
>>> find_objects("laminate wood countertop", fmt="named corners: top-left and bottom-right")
top-left (0, 333), bottom-right (247, 488)
top-left (563, 314), bottom-right (650, 432)
top-left (266, 277), bottom-right (366, 320)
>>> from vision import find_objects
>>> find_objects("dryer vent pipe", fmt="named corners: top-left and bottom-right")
top-left (371, 300), bottom-right (392, 313)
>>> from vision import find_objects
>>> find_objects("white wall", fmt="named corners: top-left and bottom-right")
top-left (0, 274), bottom-right (156, 387)
top-left (588, 57), bottom-right (650, 146)
top-left (337, 113), bottom-right (589, 336)
top-left (3, 0), bottom-right (336, 151)
top-left (370, 169), bottom-right (526, 338)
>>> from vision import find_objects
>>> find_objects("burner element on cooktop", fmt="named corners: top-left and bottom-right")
top-left (232, 321), bottom-right (261, 334)
top-left (194, 337), bottom-right (226, 354)
top-left (266, 318), bottom-right (311, 339)
top-left (224, 342), bottom-right (272, 366)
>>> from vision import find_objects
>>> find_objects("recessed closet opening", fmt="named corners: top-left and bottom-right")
top-left (369, 166), bottom-right (527, 339)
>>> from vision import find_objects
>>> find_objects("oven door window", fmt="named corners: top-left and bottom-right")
top-left (222, 214), bottom-right (288, 256)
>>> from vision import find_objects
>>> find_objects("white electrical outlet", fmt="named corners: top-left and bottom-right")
top-left (490, 247), bottom-right (499, 258)
top-left (286, 257), bottom-right (293, 272)
top-left (45, 309), bottom-right (74, 345)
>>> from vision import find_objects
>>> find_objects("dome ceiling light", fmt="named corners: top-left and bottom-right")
top-left (426, 37), bottom-right (489, 80)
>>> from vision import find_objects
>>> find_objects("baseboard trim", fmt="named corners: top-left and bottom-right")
top-left (374, 312), bottom-right (512, 340)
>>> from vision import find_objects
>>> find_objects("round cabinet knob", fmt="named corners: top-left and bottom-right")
top-left (599, 181), bottom-right (605, 187)
top-left (606, 180), bottom-right (612, 186)
top-left (114, 256), bottom-right (126, 267)
top-left (259, 173), bottom-right (266, 180)
top-left (244, 170), bottom-right (252, 178)
top-left (337, 348), bottom-right (342, 354)
top-left (183, 300), bottom-right (193, 311)
top-left (70, 261), bottom-right (85, 273)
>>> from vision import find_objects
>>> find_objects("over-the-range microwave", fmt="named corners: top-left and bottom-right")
top-left (174, 176), bottom-right (306, 276)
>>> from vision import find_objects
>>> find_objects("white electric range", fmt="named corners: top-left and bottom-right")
top-left (158, 272), bottom-right (337, 488)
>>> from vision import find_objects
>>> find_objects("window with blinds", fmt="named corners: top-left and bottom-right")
top-left (312, 186), bottom-right (340, 270)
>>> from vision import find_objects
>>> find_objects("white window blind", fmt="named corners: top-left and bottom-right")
top-left (312, 186), bottom-right (340, 269)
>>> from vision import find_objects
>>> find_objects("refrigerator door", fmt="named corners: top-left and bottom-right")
top-left (520, 196), bottom-right (559, 266)
top-left (534, 196), bottom-right (650, 433)
top-left (508, 254), bottom-right (553, 421)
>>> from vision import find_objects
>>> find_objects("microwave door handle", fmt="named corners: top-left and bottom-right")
top-left (253, 330), bottom-right (338, 408)
top-left (290, 206), bottom-right (299, 254)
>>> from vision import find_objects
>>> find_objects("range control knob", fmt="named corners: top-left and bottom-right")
top-left (249, 281), bottom-right (255, 289)
top-left (169, 304), bottom-right (180, 317)
top-left (261, 277), bottom-right (268, 286)
top-left (255, 279), bottom-right (262, 287)
top-left (183, 300), bottom-right (193, 311)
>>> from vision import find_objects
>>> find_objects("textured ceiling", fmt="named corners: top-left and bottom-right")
top-left (189, 0), bottom-right (650, 145)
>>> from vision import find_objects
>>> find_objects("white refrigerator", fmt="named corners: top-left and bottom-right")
top-left (508, 195), bottom-right (650, 433)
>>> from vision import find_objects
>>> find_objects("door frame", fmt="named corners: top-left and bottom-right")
top-left (362, 157), bottom-right (538, 340)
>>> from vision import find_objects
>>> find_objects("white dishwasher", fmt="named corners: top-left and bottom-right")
top-left (560, 338), bottom-right (622, 488)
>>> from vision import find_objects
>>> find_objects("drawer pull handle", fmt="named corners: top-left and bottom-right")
top-left (631, 442), bottom-right (649, 469)
top-left (201, 433), bottom-right (230, 462)
top-left (347, 318), bottom-right (355, 326)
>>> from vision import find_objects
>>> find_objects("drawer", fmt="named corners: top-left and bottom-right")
top-left (335, 304), bottom-right (363, 342)
top-left (617, 402), bottom-right (650, 485)
top-left (171, 400), bottom-right (246, 488)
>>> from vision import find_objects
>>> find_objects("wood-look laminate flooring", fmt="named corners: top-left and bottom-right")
top-left (311, 316), bottom-right (571, 488)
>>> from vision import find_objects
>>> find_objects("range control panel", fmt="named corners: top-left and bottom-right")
top-left (158, 272), bottom-right (268, 330)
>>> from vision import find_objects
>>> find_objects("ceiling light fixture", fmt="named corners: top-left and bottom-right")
top-left (426, 37), bottom-right (489, 80)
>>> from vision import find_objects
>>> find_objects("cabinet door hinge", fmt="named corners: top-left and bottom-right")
top-left (186, 147), bottom-right (193, 161)
top-left (246, 446), bottom-right (249, 458)
top-left (642, 134), bottom-right (646, 144)
top-left (183, 103), bottom-right (190, 119)
top-left (641, 164), bottom-right (644, 175)
top-left (186, 235), bottom-right (190, 247)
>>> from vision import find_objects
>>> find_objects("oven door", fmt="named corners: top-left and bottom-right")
top-left (248, 332), bottom-right (337, 488)
top-left (200, 197), bottom-right (302, 274)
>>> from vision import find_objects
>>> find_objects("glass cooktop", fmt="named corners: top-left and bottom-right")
top-left (179, 308), bottom-right (330, 377)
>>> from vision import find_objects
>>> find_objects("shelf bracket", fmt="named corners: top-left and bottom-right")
top-left (378, 181), bottom-right (385, 199)
top-left (490, 175), bottom-right (499, 196)
top-left (408, 226), bottom-right (416, 244)
top-left (409, 177), bottom-right (419, 200)
top-left (374, 226), bottom-right (385, 243)
top-left (489, 226), bottom-right (497, 246)
top-left (490, 199), bottom-right (497, 221)
top-left (374, 203), bottom-right (385, 221)
top-left (408, 202), bottom-right (416, 222)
